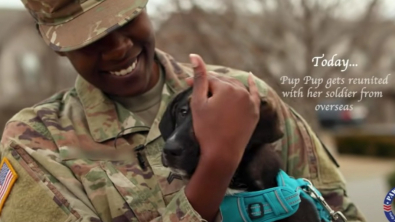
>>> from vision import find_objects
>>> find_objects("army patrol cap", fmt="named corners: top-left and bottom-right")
top-left (22, 0), bottom-right (148, 52)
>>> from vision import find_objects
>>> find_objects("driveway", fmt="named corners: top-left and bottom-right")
top-left (337, 155), bottom-right (395, 222)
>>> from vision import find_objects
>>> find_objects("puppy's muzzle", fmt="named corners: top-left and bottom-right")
top-left (163, 137), bottom-right (183, 157)
top-left (162, 133), bottom-right (184, 167)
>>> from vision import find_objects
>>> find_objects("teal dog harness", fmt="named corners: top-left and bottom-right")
top-left (220, 170), bottom-right (347, 222)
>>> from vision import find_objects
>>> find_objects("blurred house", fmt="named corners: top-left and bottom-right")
top-left (1, 3), bottom-right (395, 136)
top-left (0, 9), bottom-right (77, 133)
top-left (155, 5), bottom-right (395, 130)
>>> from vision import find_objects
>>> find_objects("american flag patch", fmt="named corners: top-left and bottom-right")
top-left (0, 158), bottom-right (18, 212)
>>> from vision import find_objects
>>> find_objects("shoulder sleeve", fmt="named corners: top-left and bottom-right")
top-left (0, 121), bottom-right (100, 222)
top-left (251, 76), bottom-right (367, 222)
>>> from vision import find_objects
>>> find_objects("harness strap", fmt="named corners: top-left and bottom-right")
top-left (219, 170), bottom-right (347, 222)
top-left (220, 186), bottom-right (301, 222)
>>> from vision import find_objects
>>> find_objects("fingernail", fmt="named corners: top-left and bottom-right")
top-left (189, 54), bottom-right (199, 68)
top-left (248, 72), bottom-right (254, 83)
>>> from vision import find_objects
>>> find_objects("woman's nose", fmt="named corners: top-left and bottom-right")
top-left (100, 31), bottom-right (133, 61)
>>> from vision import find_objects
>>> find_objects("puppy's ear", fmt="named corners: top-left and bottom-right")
top-left (159, 97), bottom-right (178, 141)
top-left (159, 87), bottom-right (193, 141)
top-left (258, 98), bottom-right (284, 143)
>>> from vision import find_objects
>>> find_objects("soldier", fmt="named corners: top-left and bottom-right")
top-left (0, 0), bottom-right (366, 222)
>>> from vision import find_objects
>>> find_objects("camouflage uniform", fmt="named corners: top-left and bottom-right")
top-left (1, 0), bottom-right (366, 221)
top-left (31, 0), bottom-right (149, 52)
top-left (0, 49), bottom-right (366, 222)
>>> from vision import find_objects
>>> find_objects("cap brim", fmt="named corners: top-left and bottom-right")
top-left (39, 0), bottom-right (148, 52)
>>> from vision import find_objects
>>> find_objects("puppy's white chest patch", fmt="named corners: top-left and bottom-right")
top-left (225, 188), bottom-right (245, 196)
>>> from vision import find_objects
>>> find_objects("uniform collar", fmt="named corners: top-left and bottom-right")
top-left (75, 48), bottom-right (192, 143)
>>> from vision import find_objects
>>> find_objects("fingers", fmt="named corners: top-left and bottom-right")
top-left (209, 72), bottom-right (246, 90)
top-left (205, 74), bottom-right (227, 95)
top-left (248, 72), bottom-right (261, 107)
top-left (188, 54), bottom-right (258, 109)
top-left (189, 54), bottom-right (209, 106)
top-left (189, 70), bottom-right (246, 91)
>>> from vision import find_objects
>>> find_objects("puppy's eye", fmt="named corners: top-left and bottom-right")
top-left (180, 107), bottom-right (188, 117)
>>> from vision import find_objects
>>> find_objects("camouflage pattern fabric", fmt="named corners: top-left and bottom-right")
top-left (0, 49), bottom-right (367, 222)
top-left (21, 0), bottom-right (148, 52)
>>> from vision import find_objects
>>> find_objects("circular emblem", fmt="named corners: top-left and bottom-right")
top-left (384, 187), bottom-right (395, 222)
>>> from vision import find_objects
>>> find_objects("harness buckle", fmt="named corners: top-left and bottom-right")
top-left (332, 211), bottom-right (348, 222)
top-left (302, 179), bottom-right (348, 222)
top-left (248, 203), bottom-right (264, 219)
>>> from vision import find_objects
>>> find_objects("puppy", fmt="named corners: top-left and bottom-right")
top-left (159, 87), bottom-right (323, 222)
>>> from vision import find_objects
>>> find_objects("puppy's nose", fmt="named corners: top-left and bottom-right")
top-left (163, 142), bottom-right (183, 156)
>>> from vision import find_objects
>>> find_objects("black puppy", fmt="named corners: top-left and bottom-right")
top-left (159, 87), bottom-right (324, 222)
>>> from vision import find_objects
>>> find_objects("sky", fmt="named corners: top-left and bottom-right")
top-left (0, 0), bottom-right (163, 13)
top-left (0, 0), bottom-right (22, 9)
top-left (0, 0), bottom-right (394, 20)
top-left (0, 0), bottom-right (163, 9)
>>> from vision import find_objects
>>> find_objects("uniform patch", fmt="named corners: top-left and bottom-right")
top-left (167, 172), bottom-right (182, 184)
top-left (0, 158), bottom-right (18, 213)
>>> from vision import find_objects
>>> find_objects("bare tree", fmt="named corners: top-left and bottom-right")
top-left (154, 0), bottom-right (395, 130)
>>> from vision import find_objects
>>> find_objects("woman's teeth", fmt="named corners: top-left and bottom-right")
top-left (110, 59), bottom-right (138, 76)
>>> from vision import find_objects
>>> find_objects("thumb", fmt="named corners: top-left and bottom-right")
top-left (185, 77), bottom-right (193, 86)
top-left (189, 54), bottom-right (209, 106)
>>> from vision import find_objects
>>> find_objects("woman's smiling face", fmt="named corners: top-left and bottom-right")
top-left (59, 10), bottom-right (159, 97)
